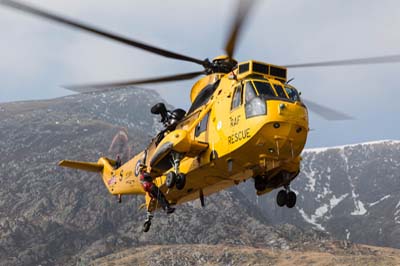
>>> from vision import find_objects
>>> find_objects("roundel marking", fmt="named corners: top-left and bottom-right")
top-left (134, 160), bottom-right (142, 177)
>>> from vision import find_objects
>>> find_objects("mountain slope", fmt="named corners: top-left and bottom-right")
top-left (0, 90), bottom-right (332, 265)
top-left (1, 91), bottom-right (399, 265)
top-left (239, 140), bottom-right (400, 248)
top-left (90, 244), bottom-right (400, 266)
top-left (0, 90), bottom-right (162, 265)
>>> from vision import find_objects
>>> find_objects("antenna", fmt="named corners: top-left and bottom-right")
top-left (286, 77), bottom-right (295, 84)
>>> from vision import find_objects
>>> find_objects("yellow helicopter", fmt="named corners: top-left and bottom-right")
top-left (3, 0), bottom-right (400, 232)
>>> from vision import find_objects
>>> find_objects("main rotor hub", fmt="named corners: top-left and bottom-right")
top-left (206, 55), bottom-right (238, 74)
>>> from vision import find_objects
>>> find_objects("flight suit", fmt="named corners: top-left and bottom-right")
top-left (139, 171), bottom-right (173, 212)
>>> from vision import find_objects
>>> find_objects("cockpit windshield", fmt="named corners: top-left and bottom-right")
top-left (245, 81), bottom-right (257, 103)
top-left (284, 85), bottom-right (301, 102)
top-left (273, 84), bottom-right (287, 98)
top-left (252, 81), bottom-right (276, 98)
top-left (244, 79), bottom-right (301, 103)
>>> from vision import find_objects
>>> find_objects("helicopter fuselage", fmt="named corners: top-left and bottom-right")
top-left (83, 60), bottom-right (309, 210)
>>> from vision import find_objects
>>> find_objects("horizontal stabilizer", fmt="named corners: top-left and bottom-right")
top-left (58, 160), bottom-right (103, 172)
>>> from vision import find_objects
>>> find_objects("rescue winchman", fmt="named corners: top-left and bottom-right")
top-left (139, 164), bottom-right (175, 232)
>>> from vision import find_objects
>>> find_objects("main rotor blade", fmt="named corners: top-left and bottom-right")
top-left (285, 54), bottom-right (400, 68)
top-left (64, 71), bottom-right (205, 93)
top-left (224, 0), bottom-right (256, 59)
top-left (303, 98), bottom-right (354, 121)
top-left (0, 0), bottom-right (206, 66)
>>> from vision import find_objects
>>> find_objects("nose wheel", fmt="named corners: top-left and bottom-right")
top-left (165, 171), bottom-right (186, 190)
top-left (175, 173), bottom-right (186, 190)
top-left (166, 172), bottom-right (176, 188)
top-left (276, 187), bottom-right (297, 208)
top-left (166, 152), bottom-right (186, 190)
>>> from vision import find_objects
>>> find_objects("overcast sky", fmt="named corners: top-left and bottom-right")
top-left (0, 0), bottom-right (399, 148)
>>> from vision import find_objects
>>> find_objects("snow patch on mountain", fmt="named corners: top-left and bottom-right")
top-left (351, 200), bottom-right (367, 216)
top-left (350, 181), bottom-right (367, 216)
top-left (330, 194), bottom-right (348, 209)
top-left (395, 200), bottom-right (400, 224)
top-left (302, 153), bottom-right (318, 192)
top-left (345, 229), bottom-right (350, 240)
top-left (298, 208), bottom-right (326, 231)
top-left (304, 140), bottom-right (400, 154)
top-left (369, 195), bottom-right (391, 207)
top-left (298, 193), bottom-right (349, 231)
top-left (244, 139), bottom-right (400, 248)
top-left (303, 170), bottom-right (317, 192)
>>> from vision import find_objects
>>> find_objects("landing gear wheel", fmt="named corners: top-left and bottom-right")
top-left (254, 176), bottom-right (266, 192)
top-left (166, 172), bottom-right (176, 188)
top-left (276, 190), bottom-right (287, 207)
top-left (286, 191), bottom-right (297, 208)
top-left (143, 221), bottom-right (151, 233)
top-left (175, 173), bottom-right (186, 190)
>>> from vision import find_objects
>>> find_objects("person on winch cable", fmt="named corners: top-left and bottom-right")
top-left (139, 164), bottom-right (175, 214)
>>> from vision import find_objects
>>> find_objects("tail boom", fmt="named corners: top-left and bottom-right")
top-left (58, 160), bottom-right (104, 172)
top-left (58, 156), bottom-right (145, 196)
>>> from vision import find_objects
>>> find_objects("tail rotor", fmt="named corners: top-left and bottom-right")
top-left (108, 128), bottom-right (133, 162)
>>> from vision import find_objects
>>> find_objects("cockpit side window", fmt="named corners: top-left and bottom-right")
top-left (245, 81), bottom-right (257, 103)
top-left (253, 81), bottom-right (276, 98)
top-left (273, 84), bottom-right (288, 99)
top-left (231, 84), bottom-right (243, 110)
top-left (284, 85), bottom-right (301, 102)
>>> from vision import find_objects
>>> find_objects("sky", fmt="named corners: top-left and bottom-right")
top-left (0, 0), bottom-right (399, 148)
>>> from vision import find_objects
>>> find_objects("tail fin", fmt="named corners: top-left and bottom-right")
top-left (58, 160), bottom-right (104, 172)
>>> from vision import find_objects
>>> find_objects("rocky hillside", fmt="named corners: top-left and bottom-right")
top-left (0, 90), bottom-right (161, 265)
top-left (91, 244), bottom-right (400, 266)
top-left (0, 90), bottom-right (326, 265)
top-left (1, 90), bottom-right (398, 265)
top-left (239, 140), bottom-right (400, 249)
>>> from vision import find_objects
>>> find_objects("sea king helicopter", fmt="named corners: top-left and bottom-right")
top-left (3, 0), bottom-right (400, 232)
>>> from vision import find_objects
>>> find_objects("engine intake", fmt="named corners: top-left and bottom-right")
top-left (151, 103), bottom-right (186, 130)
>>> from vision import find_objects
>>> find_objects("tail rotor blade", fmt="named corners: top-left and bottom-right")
top-left (109, 129), bottom-right (130, 161)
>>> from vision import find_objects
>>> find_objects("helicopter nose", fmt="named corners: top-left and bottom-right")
top-left (264, 122), bottom-right (307, 160)
top-left (257, 100), bottom-right (309, 160)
